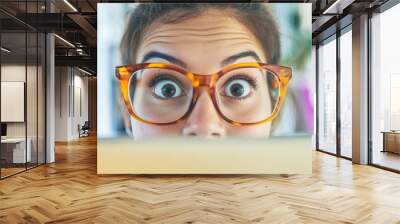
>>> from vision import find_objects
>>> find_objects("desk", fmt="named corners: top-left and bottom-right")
top-left (1, 138), bottom-right (31, 163)
top-left (381, 131), bottom-right (400, 154)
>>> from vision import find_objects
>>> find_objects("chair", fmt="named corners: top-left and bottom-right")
top-left (79, 121), bottom-right (90, 138)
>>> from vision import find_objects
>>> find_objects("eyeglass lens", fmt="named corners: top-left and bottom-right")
top-left (128, 67), bottom-right (280, 124)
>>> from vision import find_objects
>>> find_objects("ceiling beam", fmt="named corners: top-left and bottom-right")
top-left (55, 55), bottom-right (96, 70)
top-left (67, 13), bottom-right (97, 40)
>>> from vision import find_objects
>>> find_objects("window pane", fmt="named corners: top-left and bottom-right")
top-left (371, 3), bottom-right (400, 171)
top-left (318, 37), bottom-right (337, 154)
top-left (340, 29), bottom-right (352, 158)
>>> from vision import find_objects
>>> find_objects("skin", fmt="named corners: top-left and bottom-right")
top-left (131, 10), bottom-right (272, 139)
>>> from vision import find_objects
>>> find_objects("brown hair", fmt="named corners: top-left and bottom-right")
top-left (120, 3), bottom-right (281, 65)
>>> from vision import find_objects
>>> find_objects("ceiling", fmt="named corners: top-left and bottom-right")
top-left (0, 0), bottom-right (393, 75)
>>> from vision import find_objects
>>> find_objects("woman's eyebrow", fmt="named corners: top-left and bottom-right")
top-left (141, 51), bottom-right (187, 68)
top-left (221, 50), bottom-right (262, 66)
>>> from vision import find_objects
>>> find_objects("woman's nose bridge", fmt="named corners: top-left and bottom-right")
top-left (191, 88), bottom-right (218, 117)
top-left (192, 86), bottom-right (215, 108)
top-left (183, 87), bottom-right (225, 137)
top-left (193, 87), bottom-right (212, 104)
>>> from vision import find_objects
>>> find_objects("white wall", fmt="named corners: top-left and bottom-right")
top-left (72, 73), bottom-right (89, 138)
top-left (55, 67), bottom-right (69, 141)
top-left (54, 67), bottom-right (89, 141)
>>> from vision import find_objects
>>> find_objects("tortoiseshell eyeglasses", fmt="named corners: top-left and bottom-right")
top-left (115, 62), bottom-right (292, 126)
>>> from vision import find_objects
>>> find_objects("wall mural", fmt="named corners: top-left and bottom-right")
top-left (97, 3), bottom-right (313, 174)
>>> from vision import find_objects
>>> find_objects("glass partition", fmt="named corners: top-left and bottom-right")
top-left (0, 1), bottom-right (46, 179)
top-left (1, 30), bottom-right (28, 178)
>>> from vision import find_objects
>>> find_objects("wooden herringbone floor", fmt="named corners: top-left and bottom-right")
top-left (1, 136), bottom-right (400, 224)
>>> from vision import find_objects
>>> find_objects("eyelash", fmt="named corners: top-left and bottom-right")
top-left (147, 74), bottom-right (187, 100)
top-left (220, 74), bottom-right (258, 100)
top-left (224, 74), bottom-right (258, 89)
top-left (148, 74), bottom-right (183, 88)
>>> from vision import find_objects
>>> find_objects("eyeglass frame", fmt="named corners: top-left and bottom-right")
top-left (115, 62), bottom-right (292, 126)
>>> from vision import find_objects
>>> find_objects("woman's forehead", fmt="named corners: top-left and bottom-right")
top-left (136, 11), bottom-right (267, 69)
top-left (143, 11), bottom-right (250, 41)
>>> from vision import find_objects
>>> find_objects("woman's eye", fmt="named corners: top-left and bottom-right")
top-left (224, 79), bottom-right (252, 99)
top-left (153, 79), bottom-right (183, 99)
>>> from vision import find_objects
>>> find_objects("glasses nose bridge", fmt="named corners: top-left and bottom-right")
top-left (190, 72), bottom-right (219, 110)
top-left (191, 72), bottom-right (219, 88)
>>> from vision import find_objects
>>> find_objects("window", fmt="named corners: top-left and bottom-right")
top-left (371, 3), bottom-right (400, 171)
top-left (317, 36), bottom-right (337, 154)
top-left (340, 28), bottom-right (352, 158)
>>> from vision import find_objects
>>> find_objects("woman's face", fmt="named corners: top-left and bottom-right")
top-left (131, 10), bottom-right (272, 139)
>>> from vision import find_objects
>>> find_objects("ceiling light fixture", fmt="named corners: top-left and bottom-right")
top-left (54, 34), bottom-right (75, 48)
top-left (1, 47), bottom-right (11, 53)
top-left (63, 0), bottom-right (78, 12)
top-left (323, 0), bottom-right (343, 14)
top-left (322, 0), bottom-right (355, 15)
top-left (78, 67), bottom-right (93, 76)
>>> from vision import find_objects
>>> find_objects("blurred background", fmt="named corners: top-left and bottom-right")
top-left (97, 3), bottom-right (313, 138)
